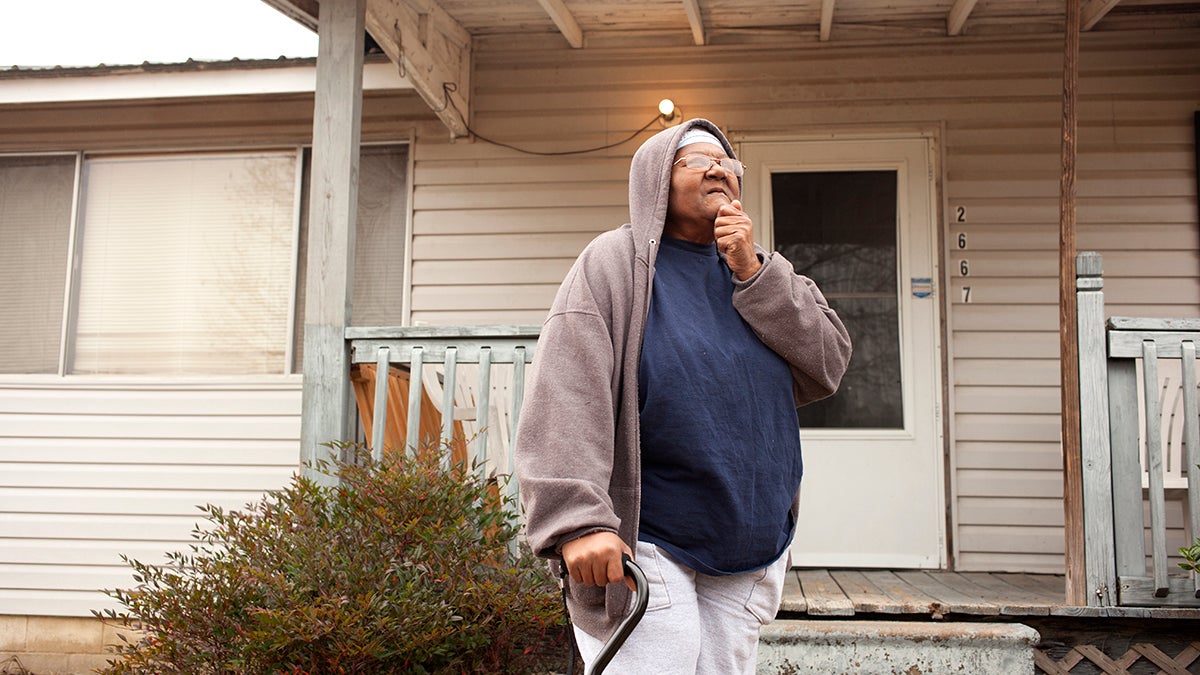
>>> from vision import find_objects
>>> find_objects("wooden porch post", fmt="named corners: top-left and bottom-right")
top-left (1060, 0), bottom-right (1085, 605)
top-left (1076, 252), bottom-right (1117, 606)
top-left (300, 0), bottom-right (366, 486)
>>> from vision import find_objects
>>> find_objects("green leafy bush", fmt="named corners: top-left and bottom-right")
top-left (1180, 465), bottom-right (1200, 575)
top-left (1180, 538), bottom-right (1200, 574)
top-left (95, 444), bottom-right (566, 674)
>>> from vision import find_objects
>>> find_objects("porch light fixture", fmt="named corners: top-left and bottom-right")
top-left (659, 98), bottom-right (682, 127)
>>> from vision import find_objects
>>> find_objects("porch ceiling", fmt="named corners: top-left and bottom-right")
top-left (266, 0), bottom-right (1200, 46)
top-left (261, 0), bottom-right (1200, 133)
top-left (387, 0), bottom-right (1200, 43)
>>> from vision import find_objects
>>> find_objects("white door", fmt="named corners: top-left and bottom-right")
top-left (739, 136), bottom-right (945, 568)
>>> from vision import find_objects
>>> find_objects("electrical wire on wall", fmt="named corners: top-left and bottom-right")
top-left (438, 82), bottom-right (681, 157)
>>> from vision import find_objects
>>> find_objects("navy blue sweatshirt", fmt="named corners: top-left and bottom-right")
top-left (638, 236), bottom-right (803, 575)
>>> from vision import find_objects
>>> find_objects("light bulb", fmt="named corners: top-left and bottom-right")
top-left (658, 99), bottom-right (675, 117)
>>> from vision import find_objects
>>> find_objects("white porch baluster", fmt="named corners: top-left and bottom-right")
top-left (475, 347), bottom-right (492, 482)
top-left (406, 347), bottom-right (424, 456)
top-left (371, 347), bottom-right (389, 462)
top-left (440, 347), bottom-right (458, 470)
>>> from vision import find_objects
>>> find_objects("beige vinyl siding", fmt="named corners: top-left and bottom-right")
top-left (945, 36), bottom-right (1199, 572)
top-left (410, 29), bottom-right (1200, 572)
top-left (0, 381), bottom-right (301, 616)
top-left (411, 151), bottom-right (629, 324)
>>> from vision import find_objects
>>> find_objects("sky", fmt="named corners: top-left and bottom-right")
top-left (0, 0), bottom-right (319, 68)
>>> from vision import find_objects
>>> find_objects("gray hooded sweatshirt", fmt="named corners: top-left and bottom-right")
top-left (514, 119), bottom-right (852, 638)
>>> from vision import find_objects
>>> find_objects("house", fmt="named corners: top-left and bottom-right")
top-left (1, 0), bottom-right (1198, 672)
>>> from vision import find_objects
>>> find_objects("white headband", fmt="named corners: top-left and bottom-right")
top-left (676, 128), bottom-right (724, 150)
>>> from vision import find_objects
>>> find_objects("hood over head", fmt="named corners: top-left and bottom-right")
top-left (627, 119), bottom-right (738, 247)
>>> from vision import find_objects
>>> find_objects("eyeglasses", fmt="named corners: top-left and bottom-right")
top-left (672, 154), bottom-right (746, 177)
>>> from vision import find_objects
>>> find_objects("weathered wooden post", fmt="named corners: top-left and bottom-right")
top-left (1075, 252), bottom-right (1116, 606)
top-left (300, 0), bottom-right (366, 485)
top-left (1059, 0), bottom-right (1085, 605)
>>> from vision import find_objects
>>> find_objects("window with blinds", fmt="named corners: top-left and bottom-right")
top-left (0, 155), bottom-right (76, 374)
top-left (1, 144), bottom-right (409, 377)
top-left (71, 153), bottom-right (298, 375)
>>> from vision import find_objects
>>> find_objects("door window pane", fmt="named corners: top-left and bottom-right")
top-left (0, 155), bottom-right (75, 373)
top-left (72, 153), bottom-right (296, 375)
top-left (771, 170), bottom-right (902, 429)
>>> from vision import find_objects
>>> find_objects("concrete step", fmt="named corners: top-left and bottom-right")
top-left (758, 620), bottom-right (1040, 675)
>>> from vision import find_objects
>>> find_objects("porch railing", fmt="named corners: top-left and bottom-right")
top-left (345, 324), bottom-right (540, 506)
top-left (1077, 251), bottom-right (1200, 607)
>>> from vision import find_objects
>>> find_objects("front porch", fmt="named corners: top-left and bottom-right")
top-left (783, 568), bottom-right (1067, 618)
top-left (265, 2), bottom-right (1200, 672)
top-left (781, 568), bottom-right (1200, 620)
top-left (333, 251), bottom-right (1200, 673)
top-left (776, 568), bottom-right (1200, 673)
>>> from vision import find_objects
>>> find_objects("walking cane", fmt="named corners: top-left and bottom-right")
top-left (586, 553), bottom-right (649, 675)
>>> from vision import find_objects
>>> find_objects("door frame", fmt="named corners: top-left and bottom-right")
top-left (731, 127), bottom-right (951, 568)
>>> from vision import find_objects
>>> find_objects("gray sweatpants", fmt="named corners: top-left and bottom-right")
top-left (573, 540), bottom-right (790, 675)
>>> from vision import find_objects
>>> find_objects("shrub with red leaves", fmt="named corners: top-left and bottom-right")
top-left (95, 442), bottom-right (567, 674)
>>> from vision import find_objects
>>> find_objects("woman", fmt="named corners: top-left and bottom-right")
top-left (515, 119), bottom-right (851, 674)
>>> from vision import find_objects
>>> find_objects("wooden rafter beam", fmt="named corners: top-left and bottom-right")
top-left (535, 0), bottom-right (585, 48)
top-left (947, 0), bottom-right (980, 36)
top-left (682, 0), bottom-right (706, 45)
top-left (819, 0), bottom-right (835, 41)
top-left (364, 0), bottom-right (472, 137)
top-left (260, 0), bottom-right (319, 31)
top-left (1081, 0), bottom-right (1122, 30)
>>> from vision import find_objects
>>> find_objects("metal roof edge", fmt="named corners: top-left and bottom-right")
top-left (0, 56), bottom-right (408, 104)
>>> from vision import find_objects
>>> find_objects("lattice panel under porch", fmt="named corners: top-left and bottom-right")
top-left (1036, 641), bottom-right (1200, 674)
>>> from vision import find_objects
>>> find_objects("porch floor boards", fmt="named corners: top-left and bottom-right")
top-left (781, 569), bottom-right (1200, 620)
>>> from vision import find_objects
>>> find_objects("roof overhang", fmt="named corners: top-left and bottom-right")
top-left (0, 59), bottom-right (410, 105)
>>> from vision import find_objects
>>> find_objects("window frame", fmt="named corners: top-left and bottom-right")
top-left (0, 151), bottom-right (82, 377)
top-left (66, 149), bottom-right (305, 377)
top-left (0, 139), bottom-right (412, 381)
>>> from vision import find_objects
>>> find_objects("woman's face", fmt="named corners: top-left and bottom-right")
top-left (665, 142), bottom-right (742, 239)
